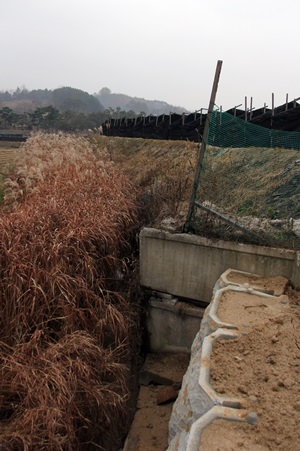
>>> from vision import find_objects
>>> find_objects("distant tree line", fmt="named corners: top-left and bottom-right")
top-left (0, 87), bottom-right (106, 131)
top-left (0, 87), bottom-right (151, 132)
top-left (0, 87), bottom-right (102, 114)
top-left (0, 105), bottom-right (148, 132)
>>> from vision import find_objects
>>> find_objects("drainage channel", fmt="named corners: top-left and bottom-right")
top-left (123, 293), bottom-right (205, 450)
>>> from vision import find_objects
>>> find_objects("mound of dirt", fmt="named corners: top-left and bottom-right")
top-left (208, 288), bottom-right (300, 451)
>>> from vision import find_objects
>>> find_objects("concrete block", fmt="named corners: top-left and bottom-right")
top-left (140, 228), bottom-right (299, 303)
top-left (146, 298), bottom-right (204, 353)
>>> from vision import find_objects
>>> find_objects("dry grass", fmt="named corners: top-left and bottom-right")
top-left (92, 136), bottom-right (198, 228)
top-left (0, 133), bottom-right (140, 450)
top-left (190, 146), bottom-right (300, 247)
top-left (0, 333), bottom-right (128, 450)
top-left (197, 146), bottom-right (300, 216)
top-left (0, 146), bottom-right (19, 203)
top-left (91, 137), bottom-right (300, 247)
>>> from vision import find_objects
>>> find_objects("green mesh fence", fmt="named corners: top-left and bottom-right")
top-left (187, 110), bottom-right (300, 250)
top-left (208, 110), bottom-right (300, 150)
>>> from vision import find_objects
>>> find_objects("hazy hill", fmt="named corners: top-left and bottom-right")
top-left (95, 87), bottom-right (189, 115)
top-left (51, 87), bottom-right (102, 114)
top-left (0, 86), bottom-right (189, 116)
top-left (0, 87), bottom-right (103, 114)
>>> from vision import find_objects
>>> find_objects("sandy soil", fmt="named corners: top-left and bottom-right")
top-left (206, 287), bottom-right (300, 451)
top-left (123, 352), bottom-right (190, 451)
top-left (217, 290), bottom-right (289, 328)
top-left (200, 419), bottom-right (270, 451)
top-left (124, 283), bottom-right (300, 451)
top-left (226, 272), bottom-right (288, 296)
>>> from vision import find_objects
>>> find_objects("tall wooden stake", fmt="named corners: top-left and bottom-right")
top-left (184, 60), bottom-right (223, 232)
top-left (271, 93), bottom-right (275, 129)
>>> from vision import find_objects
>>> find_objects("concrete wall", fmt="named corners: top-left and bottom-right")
top-left (140, 228), bottom-right (300, 303)
top-left (146, 297), bottom-right (204, 353)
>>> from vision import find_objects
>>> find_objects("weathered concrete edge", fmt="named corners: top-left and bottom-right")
top-left (140, 227), bottom-right (297, 260)
top-left (186, 406), bottom-right (253, 451)
top-left (199, 329), bottom-right (243, 409)
top-left (140, 228), bottom-right (300, 302)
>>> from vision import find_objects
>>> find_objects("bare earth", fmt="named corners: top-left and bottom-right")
top-left (124, 283), bottom-right (300, 451)
top-left (217, 290), bottom-right (289, 328)
top-left (206, 286), bottom-right (300, 451)
top-left (226, 273), bottom-right (288, 296)
top-left (124, 353), bottom-right (190, 451)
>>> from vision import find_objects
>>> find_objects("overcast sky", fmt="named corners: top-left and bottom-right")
top-left (1, 0), bottom-right (299, 112)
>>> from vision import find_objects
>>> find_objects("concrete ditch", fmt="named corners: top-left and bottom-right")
top-left (168, 269), bottom-right (292, 450)
top-left (145, 293), bottom-right (205, 353)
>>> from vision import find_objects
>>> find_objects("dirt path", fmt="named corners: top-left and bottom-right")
top-left (123, 353), bottom-right (190, 451)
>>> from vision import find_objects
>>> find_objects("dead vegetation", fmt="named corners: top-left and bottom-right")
top-left (91, 137), bottom-right (300, 248)
top-left (198, 146), bottom-right (300, 218)
top-left (190, 146), bottom-right (300, 248)
top-left (91, 136), bottom-right (198, 229)
top-left (0, 133), bottom-right (141, 450)
top-left (1, 134), bottom-right (300, 448)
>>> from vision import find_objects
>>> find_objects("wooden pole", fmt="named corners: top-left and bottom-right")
top-left (271, 93), bottom-right (275, 129)
top-left (292, 97), bottom-right (300, 108)
top-left (245, 97), bottom-right (247, 122)
top-left (286, 93), bottom-right (288, 111)
top-left (184, 60), bottom-right (223, 232)
top-left (233, 104), bottom-right (242, 117)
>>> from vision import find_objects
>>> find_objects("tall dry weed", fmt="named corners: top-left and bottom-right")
top-left (103, 139), bottom-right (197, 228)
top-left (0, 133), bottom-right (140, 450)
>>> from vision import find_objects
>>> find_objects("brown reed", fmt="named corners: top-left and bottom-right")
top-left (0, 133), bottom-right (140, 450)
